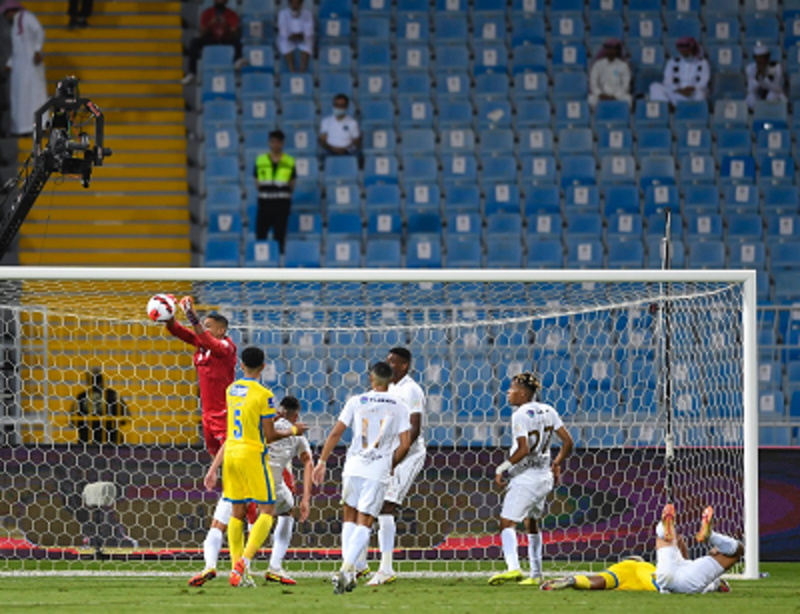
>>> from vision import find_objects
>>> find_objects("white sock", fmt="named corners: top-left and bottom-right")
top-left (656, 521), bottom-right (665, 540)
top-left (342, 521), bottom-right (356, 566)
top-left (269, 516), bottom-right (294, 570)
top-left (344, 525), bottom-right (371, 572)
top-left (527, 533), bottom-right (542, 578)
top-left (204, 527), bottom-right (223, 571)
top-left (355, 535), bottom-right (369, 572)
top-left (501, 528), bottom-right (520, 571)
top-left (709, 531), bottom-right (739, 556)
top-left (378, 514), bottom-right (396, 574)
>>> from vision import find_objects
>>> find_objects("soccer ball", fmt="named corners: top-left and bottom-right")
top-left (147, 293), bottom-right (176, 322)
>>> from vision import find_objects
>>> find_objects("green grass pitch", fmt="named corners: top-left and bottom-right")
top-left (1, 562), bottom-right (798, 613)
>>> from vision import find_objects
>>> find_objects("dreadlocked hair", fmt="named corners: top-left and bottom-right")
top-left (513, 372), bottom-right (541, 395)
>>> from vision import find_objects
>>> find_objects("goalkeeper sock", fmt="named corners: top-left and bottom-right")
top-left (203, 527), bottom-right (223, 571)
top-left (527, 533), bottom-right (542, 578)
top-left (709, 531), bottom-right (739, 557)
top-left (344, 525), bottom-right (371, 573)
top-left (342, 521), bottom-right (356, 565)
top-left (574, 575), bottom-right (591, 590)
top-left (501, 528), bottom-right (520, 571)
top-left (243, 513), bottom-right (274, 562)
top-left (269, 516), bottom-right (294, 570)
top-left (378, 514), bottom-right (396, 573)
top-left (228, 517), bottom-right (245, 568)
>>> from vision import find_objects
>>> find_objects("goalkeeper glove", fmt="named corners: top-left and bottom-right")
top-left (179, 296), bottom-right (200, 326)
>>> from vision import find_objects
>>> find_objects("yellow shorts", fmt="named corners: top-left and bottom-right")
top-left (222, 447), bottom-right (275, 505)
top-left (599, 560), bottom-right (659, 592)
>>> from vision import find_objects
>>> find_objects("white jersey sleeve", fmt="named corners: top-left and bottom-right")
top-left (269, 417), bottom-right (313, 475)
top-left (338, 396), bottom-right (356, 428)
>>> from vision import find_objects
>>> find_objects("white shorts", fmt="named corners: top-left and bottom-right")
top-left (212, 496), bottom-right (233, 525)
top-left (275, 481), bottom-right (295, 516)
top-left (342, 475), bottom-right (387, 519)
top-left (385, 447), bottom-right (426, 505)
top-left (655, 545), bottom-right (725, 594)
top-left (500, 470), bottom-right (554, 523)
top-left (278, 38), bottom-right (312, 56)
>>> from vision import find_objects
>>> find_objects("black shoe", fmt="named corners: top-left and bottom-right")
top-left (78, 17), bottom-right (88, 28)
top-left (68, 17), bottom-right (79, 30)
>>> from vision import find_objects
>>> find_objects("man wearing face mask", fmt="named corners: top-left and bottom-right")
top-left (182, 0), bottom-right (243, 85)
top-left (319, 94), bottom-right (361, 161)
top-left (277, 0), bottom-right (314, 74)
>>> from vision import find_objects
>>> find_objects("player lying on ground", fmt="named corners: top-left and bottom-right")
top-left (313, 362), bottom-right (411, 595)
top-left (164, 297), bottom-right (241, 588)
top-left (653, 503), bottom-right (743, 594)
top-left (263, 395), bottom-right (314, 586)
top-left (490, 372), bottom-right (573, 587)
top-left (357, 347), bottom-right (427, 587)
top-left (540, 556), bottom-right (661, 592)
top-left (204, 346), bottom-right (308, 588)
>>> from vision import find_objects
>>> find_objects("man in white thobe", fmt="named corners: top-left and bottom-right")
top-left (745, 43), bottom-right (786, 109)
top-left (2, 0), bottom-right (47, 136)
top-left (588, 39), bottom-right (632, 107)
top-left (276, 0), bottom-right (314, 73)
top-left (649, 37), bottom-right (710, 105)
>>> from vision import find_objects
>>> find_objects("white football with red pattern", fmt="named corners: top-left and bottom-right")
top-left (147, 293), bottom-right (176, 322)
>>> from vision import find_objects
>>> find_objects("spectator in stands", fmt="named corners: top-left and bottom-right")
top-left (71, 367), bottom-right (129, 445)
top-left (649, 37), bottom-right (710, 106)
top-left (319, 94), bottom-right (361, 161)
top-left (277, 0), bottom-right (314, 74)
top-left (746, 44), bottom-right (786, 109)
top-left (2, 0), bottom-right (47, 136)
top-left (67, 0), bottom-right (92, 29)
top-left (255, 130), bottom-right (296, 254)
top-left (182, 0), bottom-right (243, 85)
top-left (588, 39), bottom-right (632, 108)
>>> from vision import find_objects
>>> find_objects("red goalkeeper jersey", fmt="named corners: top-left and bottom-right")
top-left (166, 320), bottom-right (237, 454)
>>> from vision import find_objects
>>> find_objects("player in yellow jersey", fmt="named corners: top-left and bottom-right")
top-left (204, 346), bottom-right (307, 588)
top-left (540, 556), bottom-right (660, 592)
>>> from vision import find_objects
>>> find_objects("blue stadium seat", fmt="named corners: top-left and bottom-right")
top-left (365, 238), bottom-right (402, 267)
top-left (318, 44), bottom-right (352, 72)
top-left (629, 46), bottom-right (665, 95)
top-left (607, 213), bottom-right (643, 240)
top-left (680, 155), bottom-right (716, 185)
top-left (476, 100), bottom-right (513, 129)
top-left (397, 0), bottom-right (429, 13)
top-left (292, 183), bottom-right (323, 213)
top-left (396, 44), bottom-right (432, 72)
top-left (745, 16), bottom-right (780, 46)
top-left (358, 43), bottom-right (391, 71)
top-left (628, 15), bottom-right (663, 43)
top-left (444, 184), bottom-right (481, 212)
top-left (292, 157), bottom-right (318, 183)
top-left (712, 99), bottom-right (749, 127)
top-left (319, 0), bottom-right (352, 18)
top-left (512, 45), bottom-right (548, 74)
top-left (760, 427), bottom-right (791, 447)
top-left (526, 239), bottom-right (564, 268)
top-left (473, 15), bottom-right (507, 44)
top-left (201, 45), bottom-right (234, 72)
top-left (554, 100), bottom-right (590, 129)
top-left (479, 129), bottom-right (514, 155)
top-left (402, 155), bottom-right (439, 185)
top-left (399, 99), bottom-right (433, 129)
top-left (588, 15), bottom-right (624, 52)
top-left (756, 129), bottom-right (792, 157)
top-left (640, 156), bottom-right (676, 188)
top-left (596, 128), bottom-right (633, 155)
top-left (442, 155), bottom-right (478, 186)
top-left (673, 101), bottom-right (710, 127)
top-left (207, 210), bottom-right (242, 240)
top-left (367, 212), bottom-right (402, 239)
top-left (729, 241), bottom-right (766, 269)
top-left (727, 214), bottom-right (763, 242)
top-left (435, 45), bottom-right (470, 74)
top-left (511, 17), bottom-right (546, 47)
top-left (486, 241), bottom-right (523, 268)
top-left (565, 185), bottom-right (600, 211)
top-left (707, 45), bottom-right (743, 73)
top-left (241, 45), bottom-right (275, 74)
top-left (688, 241), bottom-right (726, 268)
top-left (320, 17), bottom-right (351, 43)
top-left (666, 16), bottom-right (702, 49)
top-left (566, 239), bottom-right (604, 268)
top-left (702, 0), bottom-right (737, 16)
top-left (327, 213), bottom-right (362, 240)
top-left (558, 128), bottom-right (592, 155)
top-left (512, 72), bottom-right (548, 100)
top-left (205, 126), bottom-right (238, 158)
top-left (646, 238), bottom-right (685, 267)
top-left (363, 128), bottom-right (396, 156)
top-left (319, 73), bottom-right (353, 104)
top-left (603, 185), bottom-right (641, 215)
top-left (396, 15), bottom-right (430, 43)
top-left (474, 0), bottom-right (510, 14)
top-left (206, 185), bottom-right (241, 212)
top-left (408, 212), bottom-right (443, 237)
top-left (203, 100), bottom-right (237, 131)
top-left (485, 184), bottom-right (521, 215)
top-left (759, 155), bottom-right (796, 185)
top-left (284, 240), bottom-right (321, 268)
top-left (486, 213), bottom-right (521, 239)
top-left (363, 156), bottom-right (399, 187)
top-left (406, 183), bottom-right (441, 213)
top-left (594, 100), bottom-right (630, 128)
top-left (205, 240), bottom-right (241, 267)
top-left (407, 235), bottom-right (443, 268)
top-left (323, 156), bottom-right (358, 185)
top-left (515, 100), bottom-right (552, 128)
top-left (358, 16), bottom-right (390, 40)
top-left (766, 214), bottom-right (800, 242)
top-left (325, 183), bottom-right (359, 214)
top-left (771, 243), bottom-right (800, 269)
top-left (524, 186), bottom-right (561, 215)
top-left (637, 129), bottom-right (673, 157)
top-left (435, 72), bottom-right (470, 100)
top-left (480, 156), bottom-right (518, 185)
top-left (244, 239), bottom-right (280, 267)
top-left (599, 155), bottom-right (636, 184)
top-left (560, 156), bottom-right (596, 187)
top-left (566, 212), bottom-right (603, 238)
top-left (551, 14), bottom-right (585, 43)
top-left (712, 73), bottom-right (747, 101)
top-left (607, 239), bottom-right (645, 268)
top-left (719, 155), bottom-right (757, 185)
top-left (281, 100), bottom-right (315, 128)
top-left (360, 100), bottom-right (394, 129)
top-left (446, 237), bottom-right (483, 268)
top-left (240, 73), bottom-right (274, 102)
top-left (646, 211), bottom-right (684, 239)
top-left (279, 74), bottom-right (313, 101)
top-left (365, 184), bottom-right (401, 213)
top-left (643, 185), bottom-right (679, 216)
top-left (400, 129), bottom-right (436, 156)
top-left (527, 213), bottom-right (563, 239)
top-left (552, 72), bottom-right (587, 100)
top-left (287, 213), bottom-right (322, 241)
top-left (716, 128), bottom-right (752, 159)
top-left (521, 156), bottom-right (557, 184)
top-left (205, 155), bottom-right (239, 186)
top-left (763, 186), bottom-right (799, 213)
top-left (723, 184), bottom-right (759, 212)
top-left (687, 213), bottom-right (724, 240)
top-left (474, 73), bottom-right (510, 101)
top-left (358, 73), bottom-right (391, 100)
top-left (437, 101), bottom-right (473, 129)
top-left (551, 43), bottom-right (588, 72)
top-left (675, 126), bottom-right (712, 157)
top-left (435, 15), bottom-right (468, 44)
top-left (446, 212), bottom-right (481, 239)
top-left (752, 101), bottom-right (788, 134)
top-left (511, 0), bottom-right (545, 15)
top-left (628, 0), bottom-right (662, 17)
top-left (704, 17), bottom-right (740, 46)
top-left (473, 45), bottom-right (509, 76)
top-left (634, 100), bottom-right (669, 127)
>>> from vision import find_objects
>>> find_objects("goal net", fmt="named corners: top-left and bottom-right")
top-left (0, 268), bottom-right (758, 579)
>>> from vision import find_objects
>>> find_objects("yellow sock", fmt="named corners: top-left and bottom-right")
top-left (229, 517), bottom-right (245, 569)
top-left (574, 575), bottom-right (591, 590)
top-left (243, 513), bottom-right (274, 562)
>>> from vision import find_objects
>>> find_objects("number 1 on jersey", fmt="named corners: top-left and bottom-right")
top-left (362, 416), bottom-right (387, 449)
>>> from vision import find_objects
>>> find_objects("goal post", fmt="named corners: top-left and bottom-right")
top-left (0, 267), bottom-right (759, 580)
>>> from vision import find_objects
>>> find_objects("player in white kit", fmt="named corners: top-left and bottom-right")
top-left (312, 362), bottom-right (411, 595)
top-left (490, 372), bottom-right (574, 587)
top-left (654, 503), bottom-right (744, 594)
top-left (364, 347), bottom-right (427, 586)
top-left (263, 396), bottom-right (314, 586)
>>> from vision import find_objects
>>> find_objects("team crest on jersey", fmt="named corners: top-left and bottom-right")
top-left (360, 396), bottom-right (369, 404)
top-left (268, 397), bottom-right (275, 408)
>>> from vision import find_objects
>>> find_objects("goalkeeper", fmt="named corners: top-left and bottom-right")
top-left (540, 556), bottom-right (661, 592)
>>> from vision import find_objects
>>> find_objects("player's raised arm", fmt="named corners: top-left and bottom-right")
top-left (204, 441), bottom-right (226, 492)
top-left (299, 449), bottom-right (313, 522)
top-left (262, 414), bottom-right (308, 443)
top-left (551, 426), bottom-right (574, 486)
top-left (312, 420), bottom-right (347, 486)
top-left (165, 314), bottom-right (201, 346)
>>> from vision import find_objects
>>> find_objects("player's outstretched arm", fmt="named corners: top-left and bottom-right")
top-left (551, 426), bottom-right (574, 485)
top-left (299, 450), bottom-right (313, 522)
top-left (164, 316), bottom-right (200, 347)
top-left (312, 421), bottom-right (347, 486)
top-left (204, 442), bottom-right (226, 491)
top-left (392, 429), bottom-right (412, 471)
top-left (261, 416), bottom-right (308, 443)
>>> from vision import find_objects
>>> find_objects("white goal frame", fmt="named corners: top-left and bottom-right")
top-left (0, 266), bottom-right (760, 580)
